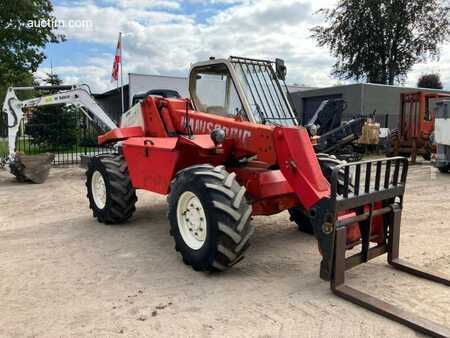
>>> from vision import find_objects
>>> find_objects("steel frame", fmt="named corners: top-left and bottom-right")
top-left (329, 157), bottom-right (450, 337)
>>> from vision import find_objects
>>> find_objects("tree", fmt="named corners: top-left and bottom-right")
top-left (0, 1), bottom-right (65, 102)
top-left (25, 73), bottom-right (77, 149)
top-left (44, 72), bottom-right (63, 86)
top-left (41, 72), bottom-right (63, 93)
top-left (417, 73), bottom-right (444, 89)
top-left (25, 105), bottom-right (78, 150)
top-left (311, 0), bottom-right (450, 85)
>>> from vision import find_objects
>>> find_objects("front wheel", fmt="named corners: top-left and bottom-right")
top-left (86, 154), bottom-right (137, 224)
top-left (168, 165), bottom-right (254, 271)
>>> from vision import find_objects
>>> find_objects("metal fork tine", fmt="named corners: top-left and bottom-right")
top-left (330, 167), bottom-right (450, 338)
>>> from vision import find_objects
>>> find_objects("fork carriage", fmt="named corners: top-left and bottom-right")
top-left (312, 157), bottom-right (450, 337)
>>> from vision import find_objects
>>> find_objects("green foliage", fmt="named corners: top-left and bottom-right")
top-left (25, 104), bottom-right (78, 149)
top-left (43, 72), bottom-right (63, 86)
top-left (0, 71), bottom-right (37, 106)
top-left (417, 73), bottom-right (444, 89)
top-left (0, 0), bottom-right (65, 102)
top-left (37, 72), bottom-right (64, 94)
top-left (311, 0), bottom-right (450, 85)
top-left (79, 129), bottom-right (101, 147)
top-left (20, 72), bottom-right (80, 150)
top-left (0, 139), bottom-right (7, 156)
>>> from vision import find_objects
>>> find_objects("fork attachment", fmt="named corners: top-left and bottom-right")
top-left (312, 157), bottom-right (450, 337)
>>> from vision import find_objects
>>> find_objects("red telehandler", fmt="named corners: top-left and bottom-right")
top-left (86, 56), bottom-right (449, 336)
top-left (388, 91), bottom-right (450, 163)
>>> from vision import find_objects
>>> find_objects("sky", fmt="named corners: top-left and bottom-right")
top-left (37, 0), bottom-right (450, 93)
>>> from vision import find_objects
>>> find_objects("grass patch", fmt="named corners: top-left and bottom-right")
top-left (0, 139), bottom-right (8, 157)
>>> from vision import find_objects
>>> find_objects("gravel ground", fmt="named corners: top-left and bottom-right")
top-left (0, 163), bottom-right (449, 337)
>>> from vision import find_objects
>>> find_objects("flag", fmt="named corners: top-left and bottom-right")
top-left (111, 33), bottom-right (121, 82)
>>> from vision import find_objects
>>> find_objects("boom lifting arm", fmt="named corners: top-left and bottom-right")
top-left (2, 85), bottom-right (117, 163)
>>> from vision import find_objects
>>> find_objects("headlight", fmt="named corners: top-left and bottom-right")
top-left (211, 128), bottom-right (226, 145)
top-left (308, 124), bottom-right (318, 136)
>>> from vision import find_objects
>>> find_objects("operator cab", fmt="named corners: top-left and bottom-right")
top-left (132, 89), bottom-right (181, 105)
top-left (189, 56), bottom-right (298, 127)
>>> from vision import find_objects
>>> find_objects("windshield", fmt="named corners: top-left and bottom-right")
top-left (231, 57), bottom-right (297, 127)
top-left (190, 64), bottom-right (245, 119)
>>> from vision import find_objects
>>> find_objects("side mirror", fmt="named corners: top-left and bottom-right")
top-left (275, 58), bottom-right (287, 81)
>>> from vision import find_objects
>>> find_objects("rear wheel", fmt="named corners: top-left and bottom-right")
top-left (86, 154), bottom-right (137, 224)
top-left (289, 154), bottom-right (349, 234)
top-left (385, 128), bottom-right (400, 157)
top-left (168, 165), bottom-right (254, 271)
top-left (422, 142), bottom-right (432, 161)
top-left (288, 207), bottom-right (315, 234)
top-left (439, 165), bottom-right (450, 173)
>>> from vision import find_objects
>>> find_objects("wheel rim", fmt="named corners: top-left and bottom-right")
top-left (91, 171), bottom-right (107, 209)
top-left (176, 191), bottom-right (207, 250)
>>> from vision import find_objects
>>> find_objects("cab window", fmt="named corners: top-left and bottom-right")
top-left (190, 64), bottom-right (245, 119)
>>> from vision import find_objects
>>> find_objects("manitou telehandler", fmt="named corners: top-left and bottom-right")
top-left (85, 56), bottom-right (449, 336)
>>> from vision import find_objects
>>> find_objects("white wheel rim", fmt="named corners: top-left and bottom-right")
top-left (92, 171), bottom-right (107, 209)
top-left (176, 191), bottom-right (207, 250)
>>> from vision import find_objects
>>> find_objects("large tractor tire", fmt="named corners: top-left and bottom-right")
top-left (289, 154), bottom-right (349, 234)
top-left (168, 165), bottom-right (254, 271)
top-left (86, 154), bottom-right (137, 224)
top-left (439, 165), bottom-right (450, 174)
top-left (422, 142), bottom-right (432, 161)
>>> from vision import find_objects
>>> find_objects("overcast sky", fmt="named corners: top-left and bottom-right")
top-left (38, 0), bottom-right (450, 93)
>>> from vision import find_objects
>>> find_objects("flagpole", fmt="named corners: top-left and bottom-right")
top-left (119, 32), bottom-right (124, 114)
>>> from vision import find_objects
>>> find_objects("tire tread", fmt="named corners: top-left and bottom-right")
top-left (168, 164), bottom-right (254, 272)
top-left (86, 154), bottom-right (137, 224)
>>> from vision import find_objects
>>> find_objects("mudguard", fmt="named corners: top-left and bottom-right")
top-left (98, 126), bottom-right (144, 145)
top-left (122, 137), bottom-right (179, 194)
top-left (122, 135), bottom-right (218, 195)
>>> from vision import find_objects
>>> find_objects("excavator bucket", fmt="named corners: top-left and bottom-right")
top-left (313, 157), bottom-right (450, 337)
top-left (9, 152), bottom-right (55, 184)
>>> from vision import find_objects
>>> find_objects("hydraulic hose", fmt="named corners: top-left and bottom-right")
top-left (7, 97), bottom-right (18, 128)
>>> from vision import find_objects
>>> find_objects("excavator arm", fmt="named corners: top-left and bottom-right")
top-left (2, 85), bottom-right (117, 182)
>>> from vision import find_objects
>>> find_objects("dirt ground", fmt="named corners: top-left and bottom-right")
top-left (0, 163), bottom-right (449, 337)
